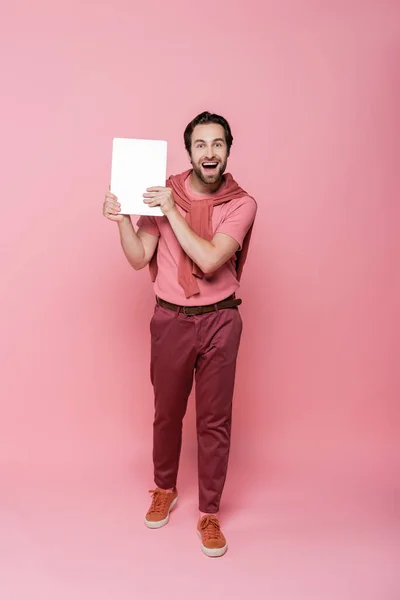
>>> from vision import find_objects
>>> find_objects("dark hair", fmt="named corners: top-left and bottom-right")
top-left (184, 111), bottom-right (233, 156)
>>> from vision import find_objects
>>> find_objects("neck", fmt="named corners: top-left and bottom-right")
top-left (188, 170), bottom-right (224, 195)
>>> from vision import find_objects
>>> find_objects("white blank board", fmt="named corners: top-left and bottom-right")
top-left (110, 138), bottom-right (167, 216)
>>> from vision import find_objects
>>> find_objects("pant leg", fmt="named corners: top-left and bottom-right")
top-left (195, 307), bottom-right (243, 513)
top-left (150, 304), bottom-right (197, 489)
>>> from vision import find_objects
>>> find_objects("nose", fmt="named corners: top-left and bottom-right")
top-left (204, 144), bottom-right (214, 159)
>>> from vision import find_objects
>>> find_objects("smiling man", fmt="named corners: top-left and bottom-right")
top-left (103, 112), bottom-right (257, 557)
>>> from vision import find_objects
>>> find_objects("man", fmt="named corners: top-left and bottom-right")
top-left (103, 112), bottom-right (257, 557)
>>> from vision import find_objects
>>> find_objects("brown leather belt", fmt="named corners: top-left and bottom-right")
top-left (156, 294), bottom-right (242, 315)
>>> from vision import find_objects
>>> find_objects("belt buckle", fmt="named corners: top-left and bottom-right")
top-left (182, 306), bottom-right (200, 315)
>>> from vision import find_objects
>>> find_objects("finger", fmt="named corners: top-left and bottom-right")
top-left (146, 187), bottom-right (166, 192)
top-left (105, 192), bottom-right (118, 201)
top-left (105, 200), bottom-right (121, 210)
top-left (103, 209), bottom-right (121, 220)
top-left (105, 205), bottom-right (120, 215)
top-left (143, 192), bottom-right (157, 199)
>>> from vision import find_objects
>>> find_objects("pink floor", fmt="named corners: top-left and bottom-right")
top-left (1, 455), bottom-right (397, 600)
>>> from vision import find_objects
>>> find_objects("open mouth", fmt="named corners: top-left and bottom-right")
top-left (202, 162), bottom-right (219, 171)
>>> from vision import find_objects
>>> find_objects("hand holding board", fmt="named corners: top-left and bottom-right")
top-left (110, 138), bottom-right (167, 216)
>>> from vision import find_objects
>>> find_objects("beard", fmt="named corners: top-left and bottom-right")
top-left (191, 158), bottom-right (228, 185)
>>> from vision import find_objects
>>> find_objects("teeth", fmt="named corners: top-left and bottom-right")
top-left (203, 162), bottom-right (218, 167)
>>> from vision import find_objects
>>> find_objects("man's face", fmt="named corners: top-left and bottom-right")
top-left (189, 123), bottom-right (229, 185)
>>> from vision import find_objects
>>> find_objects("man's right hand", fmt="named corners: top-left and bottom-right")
top-left (103, 191), bottom-right (127, 223)
top-left (103, 190), bottom-right (158, 269)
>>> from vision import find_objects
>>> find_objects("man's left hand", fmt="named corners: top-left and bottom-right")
top-left (143, 187), bottom-right (176, 215)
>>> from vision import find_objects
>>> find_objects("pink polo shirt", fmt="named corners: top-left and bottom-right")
top-left (137, 176), bottom-right (257, 306)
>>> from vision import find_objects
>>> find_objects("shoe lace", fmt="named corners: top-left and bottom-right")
top-left (199, 515), bottom-right (222, 541)
top-left (148, 489), bottom-right (169, 515)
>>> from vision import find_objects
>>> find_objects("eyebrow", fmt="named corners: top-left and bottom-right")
top-left (193, 138), bottom-right (225, 144)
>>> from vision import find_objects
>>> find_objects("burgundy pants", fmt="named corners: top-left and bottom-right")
top-left (150, 303), bottom-right (242, 514)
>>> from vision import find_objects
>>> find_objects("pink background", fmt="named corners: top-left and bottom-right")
top-left (1, 1), bottom-right (399, 598)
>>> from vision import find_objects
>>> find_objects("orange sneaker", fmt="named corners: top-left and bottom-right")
top-left (144, 488), bottom-right (178, 529)
top-left (197, 515), bottom-right (228, 557)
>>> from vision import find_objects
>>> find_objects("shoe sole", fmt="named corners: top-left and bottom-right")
top-left (144, 496), bottom-right (178, 529)
top-left (197, 530), bottom-right (228, 557)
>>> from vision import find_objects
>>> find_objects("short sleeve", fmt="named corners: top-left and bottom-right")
top-left (136, 215), bottom-right (160, 237)
top-left (215, 196), bottom-right (257, 249)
